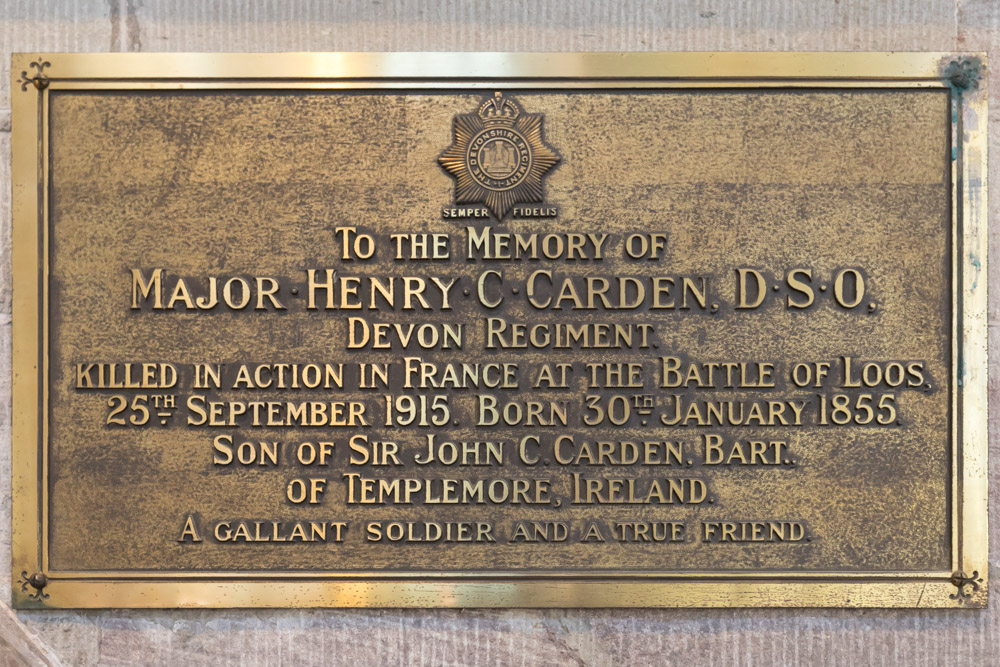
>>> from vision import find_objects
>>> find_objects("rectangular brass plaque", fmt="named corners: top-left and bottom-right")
top-left (11, 53), bottom-right (988, 608)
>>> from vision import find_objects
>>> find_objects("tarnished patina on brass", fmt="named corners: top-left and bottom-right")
top-left (10, 52), bottom-right (988, 608)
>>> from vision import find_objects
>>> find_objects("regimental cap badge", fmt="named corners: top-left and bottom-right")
top-left (439, 92), bottom-right (560, 221)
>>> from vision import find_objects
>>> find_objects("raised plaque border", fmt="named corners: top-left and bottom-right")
top-left (11, 52), bottom-right (988, 608)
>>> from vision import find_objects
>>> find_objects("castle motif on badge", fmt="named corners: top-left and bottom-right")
top-left (438, 92), bottom-right (560, 221)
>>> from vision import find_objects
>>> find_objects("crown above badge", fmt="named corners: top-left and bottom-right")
top-left (478, 92), bottom-right (521, 124)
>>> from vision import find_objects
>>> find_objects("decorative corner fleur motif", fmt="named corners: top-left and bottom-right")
top-left (949, 570), bottom-right (983, 605)
top-left (943, 58), bottom-right (984, 91)
top-left (18, 571), bottom-right (50, 601)
top-left (18, 58), bottom-right (51, 91)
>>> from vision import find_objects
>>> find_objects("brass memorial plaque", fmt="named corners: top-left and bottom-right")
top-left (11, 53), bottom-right (988, 608)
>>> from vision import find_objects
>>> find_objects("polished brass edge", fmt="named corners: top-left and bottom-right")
top-left (11, 54), bottom-right (46, 608)
top-left (954, 51), bottom-right (989, 606)
top-left (37, 572), bottom-right (959, 584)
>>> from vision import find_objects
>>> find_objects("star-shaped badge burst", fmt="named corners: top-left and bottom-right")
top-left (438, 93), bottom-right (560, 221)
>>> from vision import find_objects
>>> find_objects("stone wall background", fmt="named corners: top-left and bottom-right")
top-left (0, 1), bottom-right (997, 665)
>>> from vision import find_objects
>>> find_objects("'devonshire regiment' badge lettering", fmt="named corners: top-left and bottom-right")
top-left (438, 92), bottom-right (560, 221)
